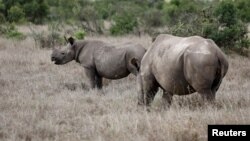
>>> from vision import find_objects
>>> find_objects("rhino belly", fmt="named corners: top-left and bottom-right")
top-left (98, 68), bottom-right (130, 79)
top-left (157, 76), bottom-right (195, 95)
top-left (153, 64), bottom-right (196, 95)
top-left (95, 59), bottom-right (130, 79)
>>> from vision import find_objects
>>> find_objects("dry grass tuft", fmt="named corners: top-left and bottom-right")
top-left (0, 35), bottom-right (249, 141)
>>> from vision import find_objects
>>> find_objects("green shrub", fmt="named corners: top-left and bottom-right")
top-left (214, 0), bottom-right (237, 27)
top-left (110, 12), bottom-right (138, 35)
top-left (235, 0), bottom-right (250, 22)
top-left (0, 13), bottom-right (5, 24)
top-left (30, 31), bottom-right (63, 48)
top-left (212, 1), bottom-right (249, 49)
top-left (163, 0), bottom-right (202, 26)
top-left (165, 0), bottom-right (250, 51)
top-left (74, 30), bottom-right (86, 40)
top-left (0, 23), bottom-right (26, 40)
top-left (23, 0), bottom-right (49, 24)
top-left (74, 5), bottom-right (104, 34)
top-left (142, 9), bottom-right (164, 27)
top-left (5, 30), bottom-right (25, 40)
top-left (7, 5), bottom-right (25, 23)
top-left (29, 23), bottom-right (64, 48)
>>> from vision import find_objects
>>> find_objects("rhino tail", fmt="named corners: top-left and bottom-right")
top-left (137, 73), bottom-right (145, 104)
top-left (130, 58), bottom-right (140, 73)
top-left (211, 58), bottom-right (225, 92)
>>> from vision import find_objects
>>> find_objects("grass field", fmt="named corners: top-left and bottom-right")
top-left (0, 35), bottom-right (250, 141)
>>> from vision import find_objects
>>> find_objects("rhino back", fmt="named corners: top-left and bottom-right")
top-left (77, 41), bottom-right (106, 68)
top-left (151, 36), bottom-right (192, 93)
top-left (124, 43), bottom-right (146, 62)
top-left (143, 35), bottom-right (223, 94)
top-left (94, 46), bottom-right (130, 79)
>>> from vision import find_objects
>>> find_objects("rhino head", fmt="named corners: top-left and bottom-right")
top-left (51, 37), bottom-right (76, 65)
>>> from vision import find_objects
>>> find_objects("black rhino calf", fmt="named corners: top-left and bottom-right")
top-left (132, 34), bottom-right (228, 107)
top-left (51, 37), bottom-right (146, 89)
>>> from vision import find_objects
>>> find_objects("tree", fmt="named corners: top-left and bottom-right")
top-left (110, 12), bottom-right (138, 35)
top-left (235, 0), bottom-right (250, 22)
top-left (214, 0), bottom-right (237, 27)
top-left (7, 5), bottom-right (25, 23)
top-left (1, 0), bottom-right (49, 24)
top-left (23, 0), bottom-right (49, 24)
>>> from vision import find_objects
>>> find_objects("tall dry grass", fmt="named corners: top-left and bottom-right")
top-left (0, 35), bottom-right (249, 141)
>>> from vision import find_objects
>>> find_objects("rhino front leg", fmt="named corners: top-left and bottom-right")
top-left (84, 68), bottom-right (96, 89)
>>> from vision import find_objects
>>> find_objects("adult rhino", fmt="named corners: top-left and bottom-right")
top-left (131, 34), bottom-right (228, 108)
top-left (51, 37), bottom-right (146, 89)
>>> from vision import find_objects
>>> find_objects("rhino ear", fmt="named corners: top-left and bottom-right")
top-left (64, 36), bottom-right (68, 43)
top-left (131, 58), bottom-right (140, 72)
top-left (68, 37), bottom-right (75, 45)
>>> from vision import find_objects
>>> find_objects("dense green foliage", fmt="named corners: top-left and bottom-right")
top-left (1, 0), bottom-right (49, 24)
top-left (0, 0), bottom-right (249, 50)
top-left (0, 23), bottom-right (26, 40)
top-left (110, 12), bottom-right (138, 35)
top-left (74, 30), bottom-right (86, 40)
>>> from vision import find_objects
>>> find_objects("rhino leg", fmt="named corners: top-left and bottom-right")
top-left (198, 89), bottom-right (215, 103)
top-left (137, 75), bottom-right (144, 105)
top-left (84, 68), bottom-right (96, 89)
top-left (95, 75), bottom-right (103, 89)
top-left (145, 86), bottom-right (159, 106)
top-left (162, 90), bottom-right (173, 109)
top-left (138, 73), bottom-right (159, 106)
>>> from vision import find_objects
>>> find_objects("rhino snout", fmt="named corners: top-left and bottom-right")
top-left (51, 56), bottom-right (56, 61)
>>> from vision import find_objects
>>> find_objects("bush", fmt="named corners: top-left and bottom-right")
top-left (163, 0), bottom-right (201, 26)
top-left (23, 0), bottom-right (49, 24)
top-left (0, 23), bottom-right (26, 40)
top-left (7, 5), bottom-right (25, 23)
top-left (214, 0), bottom-right (237, 27)
top-left (5, 30), bottom-right (25, 40)
top-left (142, 9), bottom-right (164, 27)
top-left (235, 0), bottom-right (250, 22)
top-left (74, 30), bottom-right (86, 40)
top-left (30, 31), bottom-right (63, 48)
top-left (29, 23), bottom-right (64, 48)
top-left (1, 0), bottom-right (49, 24)
top-left (212, 1), bottom-right (249, 49)
top-left (75, 5), bottom-right (104, 34)
top-left (0, 13), bottom-right (5, 24)
top-left (110, 12), bottom-right (138, 35)
top-left (165, 0), bottom-right (250, 51)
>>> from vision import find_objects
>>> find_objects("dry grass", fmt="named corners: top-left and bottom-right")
top-left (0, 35), bottom-right (250, 141)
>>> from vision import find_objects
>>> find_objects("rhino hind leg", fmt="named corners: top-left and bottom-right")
top-left (145, 86), bottom-right (159, 106)
top-left (162, 90), bottom-right (173, 109)
top-left (95, 75), bottom-right (103, 89)
top-left (139, 74), bottom-right (159, 106)
top-left (84, 68), bottom-right (96, 89)
top-left (197, 89), bottom-right (215, 103)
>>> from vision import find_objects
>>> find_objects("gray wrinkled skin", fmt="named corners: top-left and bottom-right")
top-left (133, 34), bottom-right (229, 108)
top-left (51, 37), bottom-right (146, 89)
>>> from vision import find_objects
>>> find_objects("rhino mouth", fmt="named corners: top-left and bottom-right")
top-left (51, 57), bottom-right (62, 65)
top-left (54, 61), bottom-right (61, 65)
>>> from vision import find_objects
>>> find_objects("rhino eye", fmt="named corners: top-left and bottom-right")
top-left (61, 52), bottom-right (65, 55)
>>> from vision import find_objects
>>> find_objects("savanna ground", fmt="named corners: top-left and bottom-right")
top-left (0, 29), bottom-right (250, 141)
